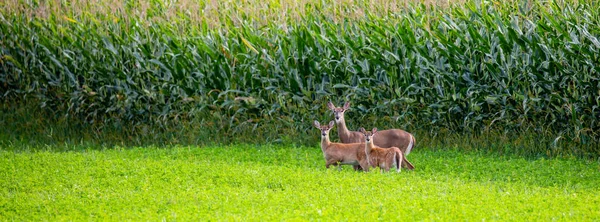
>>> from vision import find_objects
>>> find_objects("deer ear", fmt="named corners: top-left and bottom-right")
top-left (372, 128), bottom-right (378, 134)
top-left (327, 101), bottom-right (335, 110)
top-left (343, 101), bottom-right (350, 110)
top-left (328, 121), bottom-right (335, 128)
top-left (359, 127), bottom-right (366, 134)
top-left (313, 121), bottom-right (320, 128)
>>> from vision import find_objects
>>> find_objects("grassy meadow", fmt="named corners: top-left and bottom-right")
top-left (1, 144), bottom-right (599, 221)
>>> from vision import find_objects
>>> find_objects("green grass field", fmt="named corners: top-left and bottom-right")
top-left (1, 144), bottom-right (598, 221)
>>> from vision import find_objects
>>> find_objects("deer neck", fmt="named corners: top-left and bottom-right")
top-left (336, 119), bottom-right (352, 142)
top-left (365, 141), bottom-right (374, 166)
top-left (365, 141), bottom-right (373, 156)
top-left (320, 135), bottom-right (331, 153)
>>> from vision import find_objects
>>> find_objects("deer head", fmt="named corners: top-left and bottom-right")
top-left (327, 101), bottom-right (351, 123)
top-left (359, 127), bottom-right (378, 143)
top-left (313, 120), bottom-right (335, 137)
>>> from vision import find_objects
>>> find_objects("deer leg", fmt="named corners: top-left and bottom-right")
top-left (382, 165), bottom-right (390, 172)
top-left (359, 160), bottom-right (370, 172)
top-left (380, 152), bottom-right (392, 172)
top-left (325, 159), bottom-right (339, 169)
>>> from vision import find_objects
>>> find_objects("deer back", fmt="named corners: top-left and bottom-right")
top-left (341, 129), bottom-right (412, 149)
top-left (338, 130), bottom-right (365, 144)
top-left (325, 142), bottom-right (364, 164)
top-left (373, 129), bottom-right (413, 152)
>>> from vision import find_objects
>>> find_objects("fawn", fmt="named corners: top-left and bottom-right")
top-left (328, 101), bottom-right (416, 169)
top-left (313, 121), bottom-right (370, 171)
top-left (360, 127), bottom-right (405, 172)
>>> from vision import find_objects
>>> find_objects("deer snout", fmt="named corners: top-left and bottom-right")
top-left (333, 113), bottom-right (341, 121)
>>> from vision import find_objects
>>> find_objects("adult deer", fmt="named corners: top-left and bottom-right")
top-left (360, 127), bottom-right (414, 172)
top-left (327, 101), bottom-right (416, 156)
top-left (313, 121), bottom-right (370, 171)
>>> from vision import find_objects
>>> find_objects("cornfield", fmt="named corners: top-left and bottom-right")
top-left (1, 0), bottom-right (599, 157)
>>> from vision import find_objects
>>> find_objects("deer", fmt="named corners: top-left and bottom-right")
top-left (313, 120), bottom-right (370, 171)
top-left (360, 127), bottom-right (411, 172)
top-left (327, 101), bottom-right (416, 169)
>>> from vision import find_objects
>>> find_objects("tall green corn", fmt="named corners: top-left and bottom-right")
top-left (1, 0), bottom-right (598, 157)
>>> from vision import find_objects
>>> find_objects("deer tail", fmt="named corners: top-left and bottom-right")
top-left (402, 155), bottom-right (415, 170)
top-left (405, 134), bottom-right (415, 156)
top-left (395, 150), bottom-right (401, 173)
